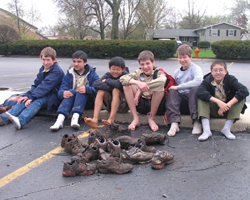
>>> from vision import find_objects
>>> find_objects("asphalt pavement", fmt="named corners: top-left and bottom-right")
top-left (0, 57), bottom-right (250, 199)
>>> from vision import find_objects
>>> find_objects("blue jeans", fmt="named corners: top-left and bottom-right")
top-left (57, 89), bottom-right (94, 118)
top-left (0, 97), bottom-right (47, 127)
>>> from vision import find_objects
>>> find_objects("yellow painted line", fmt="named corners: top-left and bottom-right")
top-left (0, 73), bottom-right (34, 77)
top-left (228, 62), bottom-right (234, 67)
top-left (0, 125), bottom-right (104, 188)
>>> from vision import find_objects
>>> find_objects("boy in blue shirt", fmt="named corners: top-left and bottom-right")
top-left (50, 50), bottom-right (99, 130)
top-left (1, 47), bottom-right (64, 129)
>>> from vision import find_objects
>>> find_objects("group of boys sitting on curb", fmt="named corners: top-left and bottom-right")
top-left (0, 45), bottom-right (249, 142)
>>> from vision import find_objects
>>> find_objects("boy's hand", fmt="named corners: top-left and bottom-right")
top-left (137, 82), bottom-right (150, 92)
top-left (168, 86), bottom-right (178, 91)
top-left (134, 90), bottom-right (141, 106)
top-left (218, 108), bottom-right (224, 116)
top-left (17, 96), bottom-right (28, 104)
top-left (25, 99), bottom-right (32, 107)
top-left (102, 79), bottom-right (106, 82)
top-left (63, 91), bottom-right (73, 98)
top-left (216, 100), bottom-right (230, 112)
top-left (77, 86), bottom-right (86, 93)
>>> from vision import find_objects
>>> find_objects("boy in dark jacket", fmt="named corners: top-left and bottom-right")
top-left (197, 60), bottom-right (249, 141)
top-left (84, 56), bottom-right (129, 128)
top-left (1, 47), bottom-right (64, 129)
top-left (50, 50), bottom-right (99, 130)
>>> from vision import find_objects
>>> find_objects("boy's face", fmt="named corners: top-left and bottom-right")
top-left (73, 58), bottom-right (86, 74)
top-left (109, 65), bottom-right (125, 78)
top-left (211, 64), bottom-right (227, 83)
top-left (139, 59), bottom-right (155, 75)
top-left (178, 54), bottom-right (192, 69)
top-left (42, 56), bottom-right (54, 70)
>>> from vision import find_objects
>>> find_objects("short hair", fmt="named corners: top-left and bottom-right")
top-left (210, 60), bottom-right (227, 71)
top-left (109, 56), bottom-right (125, 69)
top-left (40, 47), bottom-right (56, 60)
top-left (176, 44), bottom-right (192, 57)
top-left (138, 50), bottom-right (155, 63)
top-left (72, 50), bottom-right (87, 62)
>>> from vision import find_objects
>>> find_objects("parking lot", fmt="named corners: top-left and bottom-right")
top-left (0, 57), bottom-right (250, 199)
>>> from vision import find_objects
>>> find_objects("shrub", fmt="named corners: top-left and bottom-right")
top-left (0, 25), bottom-right (21, 45)
top-left (198, 41), bottom-right (210, 48)
top-left (0, 39), bottom-right (177, 59)
top-left (211, 40), bottom-right (250, 60)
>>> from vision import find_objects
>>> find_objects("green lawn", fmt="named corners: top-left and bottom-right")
top-left (174, 48), bottom-right (216, 58)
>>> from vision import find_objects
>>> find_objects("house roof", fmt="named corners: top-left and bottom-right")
top-left (148, 29), bottom-right (199, 38)
top-left (193, 22), bottom-right (244, 31)
top-left (0, 8), bottom-right (38, 30)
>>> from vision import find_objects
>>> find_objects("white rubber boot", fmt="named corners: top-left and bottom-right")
top-left (50, 114), bottom-right (65, 130)
top-left (71, 113), bottom-right (80, 129)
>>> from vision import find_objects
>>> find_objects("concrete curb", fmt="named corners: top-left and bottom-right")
top-left (1, 90), bottom-right (249, 133)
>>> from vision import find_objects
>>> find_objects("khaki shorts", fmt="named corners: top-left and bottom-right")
top-left (104, 92), bottom-right (129, 113)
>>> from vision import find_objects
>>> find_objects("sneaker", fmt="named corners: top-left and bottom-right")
top-left (61, 134), bottom-right (75, 148)
top-left (115, 135), bottom-right (139, 149)
top-left (71, 145), bottom-right (99, 163)
top-left (103, 122), bottom-right (131, 139)
top-left (0, 117), bottom-right (5, 126)
top-left (64, 137), bottom-right (86, 156)
top-left (97, 157), bottom-right (133, 174)
top-left (99, 148), bottom-right (111, 161)
top-left (61, 134), bottom-right (88, 149)
top-left (90, 135), bottom-right (107, 150)
top-left (88, 130), bottom-right (102, 145)
top-left (62, 159), bottom-right (96, 177)
top-left (135, 139), bottom-right (156, 153)
top-left (151, 151), bottom-right (174, 170)
top-left (141, 132), bottom-right (168, 145)
top-left (107, 139), bottom-right (121, 157)
top-left (121, 148), bottom-right (153, 164)
top-left (5, 112), bottom-right (21, 130)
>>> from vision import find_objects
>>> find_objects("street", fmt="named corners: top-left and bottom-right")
top-left (0, 57), bottom-right (250, 200)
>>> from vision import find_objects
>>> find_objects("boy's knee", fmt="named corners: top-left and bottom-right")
top-left (112, 88), bottom-right (121, 95)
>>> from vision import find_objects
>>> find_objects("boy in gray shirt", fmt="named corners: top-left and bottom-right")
top-left (165, 45), bottom-right (203, 136)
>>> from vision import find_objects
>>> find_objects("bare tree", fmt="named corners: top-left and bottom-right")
top-left (88, 0), bottom-right (112, 39)
top-left (104, 0), bottom-right (122, 39)
top-left (179, 0), bottom-right (206, 29)
top-left (54, 0), bottom-right (92, 39)
top-left (119, 0), bottom-right (143, 39)
top-left (230, 0), bottom-right (249, 28)
top-left (137, 0), bottom-right (171, 38)
top-left (0, 25), bottom-right (21, 44)
top-left (6, 0), bottom-right (41, 39)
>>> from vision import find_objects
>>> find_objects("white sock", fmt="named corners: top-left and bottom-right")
top-left (71, 113), bottom-right (80, 129)
top-left (5, 112), bottom-right (21, 130)
top-left (192, 120), bottom-right (202, 135)
top-left (221, 119), bottom-right (235, 139)
top-left (167, 122), bottom-right (179, 137)
top-left (198, 118), bottom-right (212, 141)
top-left (50, 114), bottom-right (65, 130)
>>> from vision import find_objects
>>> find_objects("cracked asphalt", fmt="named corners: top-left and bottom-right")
top-left (1, 115), bottom-right (250, 200)
top-left (1, 57), bottom-right (250, 199)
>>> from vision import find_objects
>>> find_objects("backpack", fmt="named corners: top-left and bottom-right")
top-left (153, 68), bottom-right (176, 97)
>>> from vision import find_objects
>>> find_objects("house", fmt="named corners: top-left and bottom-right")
top-left (0, 8), bottom-right (47, 40)
top-left (240, 33), bottom-right (250, 40)
top-left (147, 22), bottom-right (244, 47)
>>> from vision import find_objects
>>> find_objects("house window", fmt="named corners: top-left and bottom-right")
top-left (201, 30), bottom-right (205, 36)
top-left (227, 29), bottom-right (236, 36)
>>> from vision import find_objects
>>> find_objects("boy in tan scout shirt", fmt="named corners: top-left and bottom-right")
top-left (120, 50), bottom-right (167, 131)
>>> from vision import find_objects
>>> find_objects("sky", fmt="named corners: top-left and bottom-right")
top-left (1, 0), bottom-right (236, 30)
